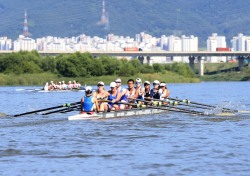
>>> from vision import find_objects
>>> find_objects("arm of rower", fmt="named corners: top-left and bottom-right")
top-left (93, 98), bottom-right (100, 112)
top-left (115, 92), bottom-right (122, 102)
top-left (133, 89), bottom-right (139, 99)
top-left (166, 89), bottom-right (170, 98)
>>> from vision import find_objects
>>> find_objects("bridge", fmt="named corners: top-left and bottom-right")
top-left (1, 50), bottom-right (250, 76)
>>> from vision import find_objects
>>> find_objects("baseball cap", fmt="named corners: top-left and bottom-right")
top-left (110, 82), bottom-right (116, 88)
top-left (153, 80), bottom-right (160, 85)
top-left (160, 82), bottom-right (166, 87)
top-left (85, 86), bottom-right (92, 91)
top-left (136, 78), bottom-right (142, 83)
top-left (115, 78), bottom-right (121, 83)
top-left (144, 81), bottom-right (150, 85)
top-left (97, 81), bottom-right (104, 86)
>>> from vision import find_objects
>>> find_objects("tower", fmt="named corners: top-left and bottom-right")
top-left (23, 9), bottom-right (31, 37)
top-left (97, 0), bottom-right (109, 26)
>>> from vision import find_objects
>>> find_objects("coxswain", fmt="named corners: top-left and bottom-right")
top-left (93, 81), bottom-right (109, 111)
top-left (107, 82), bottom-right (121, 111)
top-left (159, 82), bottom-right (170, 101)
top-left (80, 86), bottom-right (99, 114)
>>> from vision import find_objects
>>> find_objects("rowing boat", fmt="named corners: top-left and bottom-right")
top-left (68, 108), bottom-right (167, 120)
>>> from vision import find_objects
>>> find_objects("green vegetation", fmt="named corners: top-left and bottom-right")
top-left (0, 51), bottom-right (198, 86)
top-left (1, 1), bottom-right (250, 46)
top-left (200, 63), bottom-right (250, 81)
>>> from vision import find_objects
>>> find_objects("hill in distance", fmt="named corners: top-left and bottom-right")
top-left (0, 0), bottom-right (250, 47)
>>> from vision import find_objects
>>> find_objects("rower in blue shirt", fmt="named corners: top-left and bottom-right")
top-left (80, 86), bottom-right (100, 113)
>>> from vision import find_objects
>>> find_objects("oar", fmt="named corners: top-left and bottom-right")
top-left (114, 99), bottom-right (203, 115)
top-left (12, 102), bottom-right (81, 117)
top-left (166, 97), bottom-right (239, 113)
top-left (42, 104), bottom-right (81, 115)
top-left (132, 98), bottom-right (205, 115)
top-left (145, 97), bottom-right (212, 111)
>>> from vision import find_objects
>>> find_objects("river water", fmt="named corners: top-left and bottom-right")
top-left (0, 82), bottom-right (249, 176)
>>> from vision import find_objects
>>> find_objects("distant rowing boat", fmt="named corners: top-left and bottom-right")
top-left (15, 87), bottom-right (86, 93)
top-left (38, 88), bottom-right (85, 93)
top-left (68, 108), bottom-right (167, 120)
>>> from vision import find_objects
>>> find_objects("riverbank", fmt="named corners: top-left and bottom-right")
top-left (199, 63), bottom-right (250, 81)
top-left (0, 72), bottom-right (200, 86)
top-left (1, 63), bottom-right (249, 86)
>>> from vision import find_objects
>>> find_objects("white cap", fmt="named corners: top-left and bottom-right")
top-left (59, 82), bottom-right (61, 84)
top-left (144, 81), bottom-right (150, 85)
top-left (160, 82), bottom-right (166, 87)
top-left (85, 86), bottom-right (92, 91)
top-left (136, 78), bottom-right (142, 83)
top-left (153, 80), bottom-right (160, 85)
top-left (98, 81), bottom-right (104, 86)
top-left (110, 82), bottom-right (116, 88)
top-left (115, 78), bottom-right (121, 83)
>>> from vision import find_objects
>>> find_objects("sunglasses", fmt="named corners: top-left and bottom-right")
top-left (115, 82), bottom-right (121, 83)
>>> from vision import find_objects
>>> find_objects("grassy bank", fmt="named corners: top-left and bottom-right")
top-left (0, 71), bottom-right (200, 86)
top-left (199, 63), bottom-right (250, 81)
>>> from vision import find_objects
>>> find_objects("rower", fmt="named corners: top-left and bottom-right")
top-left (61, 81), bottom-right (67, 90)
top-left (72, 80), bottom-right (78, 89)
top-left (159, 82), bottom-right (170, 101)
top-left (80, 86), bottom-right (99, 114)
top-left (107, 82), bottom-right (121, 111)
top-left (49, 81), bottom-right (55, 90)
top-left (150, 80), bottom-right (161, 99)
top-left (44, 82), bottom-right (49, 91)
top-left (93, 81), bottom-right (109, 111)
top-left (115, 78), bottom-right (122, 92)
top-left (141, 81), bottom-right (151, 104)
top-left (135, 78), bottom-right (143, 104)
top-left (120, 79), bottom-right (138, 109)
top-left (76, 81), bottom-right (81, 89)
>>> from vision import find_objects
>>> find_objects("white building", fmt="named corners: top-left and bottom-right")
top-left (0, 37), bottom-right (12, 50)
top-left (13, 35), bottom-right (37, 51)
top-left (207, 33), bottom-right (227, 62)
top-left (181, 35), bottom-right (198, 62)
top-left (231, 33), bottom-right (250, 52)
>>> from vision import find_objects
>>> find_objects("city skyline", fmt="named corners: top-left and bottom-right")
top-left (0, 1), bottom-right (249, 45)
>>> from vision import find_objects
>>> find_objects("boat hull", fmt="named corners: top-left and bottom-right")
top-left (68, 108), bottom-right (167, 120)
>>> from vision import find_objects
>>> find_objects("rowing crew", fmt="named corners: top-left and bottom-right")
top-left (80, 78), bottom-right (170, 113)
top-left (44, 80), bottom-right (81, 91)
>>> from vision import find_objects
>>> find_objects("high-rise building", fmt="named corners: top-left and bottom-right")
top-left (207, 33), bottom-right (227, 62)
